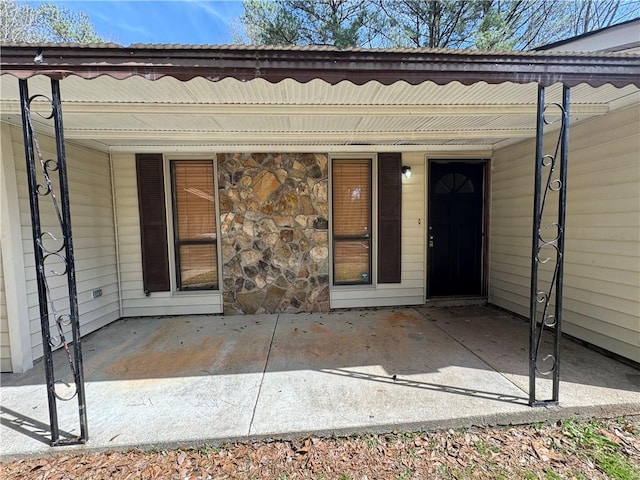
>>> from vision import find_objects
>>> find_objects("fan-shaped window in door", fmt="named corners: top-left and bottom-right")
top-left (434, 172), bottom-right (474, 194)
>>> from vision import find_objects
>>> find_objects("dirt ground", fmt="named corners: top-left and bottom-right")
top-left (2, 417), bottom-right (639, 479)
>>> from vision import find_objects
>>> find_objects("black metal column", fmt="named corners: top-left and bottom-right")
top-left (529, 84), bottom-right (570, 406)
top-left (18, 78), bottom-right (88, 445)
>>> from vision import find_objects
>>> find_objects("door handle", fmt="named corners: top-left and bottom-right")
top-left (429, 235), bottom-right (434, 248)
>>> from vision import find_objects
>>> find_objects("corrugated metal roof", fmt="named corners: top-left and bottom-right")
top-left (1, 43), bottom-right (638, 88)
top-left (3, 41), bottom-right (640, 56)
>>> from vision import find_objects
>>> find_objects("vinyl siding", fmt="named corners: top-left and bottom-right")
top-left (330, 153), bottom-right (426, 308)
top-left (111, 153), bottom-right (223, 316)
top-left (0, 247), bottom-right (10, 372)
top-left (489, 105), bottom-right (640, 362)
top-left (7, 124), bottom-right (120, 361)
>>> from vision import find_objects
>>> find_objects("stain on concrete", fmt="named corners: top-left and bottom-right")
top-left (309, 323), bottom-right (330, 334)
top-left (106, 337), bottom-right (224, 380)
top-left (383, 311), bottom-right (423, 329)
top-left (100, 318), bottom-right (274, 379)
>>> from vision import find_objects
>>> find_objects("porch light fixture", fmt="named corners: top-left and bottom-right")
top-left (402, 165), bottom-right (412, 178)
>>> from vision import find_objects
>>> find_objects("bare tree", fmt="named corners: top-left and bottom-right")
top-left (240, 0), bottom-right (640, 49)
top-left (0, 0), bottom-right (102, 43)
top-left (570, 0), bottom-right (638, 35)
top-left (480, 0), bottom-right (571, 50)
top-left (373, 0), bottom-right (483, 48)
top-left (0, 0), bottom-right (41, 42)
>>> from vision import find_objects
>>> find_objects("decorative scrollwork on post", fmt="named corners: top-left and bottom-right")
top-left (19, 78), bottom-right (88, 445)
top-left (529, 84), bottom-right (570, 407)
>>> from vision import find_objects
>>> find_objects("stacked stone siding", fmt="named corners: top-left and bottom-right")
top-left (217, 153), bottom-right (330, 314)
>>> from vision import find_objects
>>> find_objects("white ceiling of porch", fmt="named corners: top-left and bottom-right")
top-left (1, 74), bottom-right (638, 153)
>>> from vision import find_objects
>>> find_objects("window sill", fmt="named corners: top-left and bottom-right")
top-left (331, 283), bottom-right (376, 291)
top-left (172, 289), bottom-right (221, 296)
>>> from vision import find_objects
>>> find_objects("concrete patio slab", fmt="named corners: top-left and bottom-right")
top-left (416, 306), bottom-right (640, 407)
top-left (1, 305), bottom-right (638, 461)
top-left (250, 309), bottom-right (529, 437)
top-left (1, 314), bottom-right (278, 458)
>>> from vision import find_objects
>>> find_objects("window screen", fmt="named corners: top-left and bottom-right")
top-left (332, 159), bottom-right (372, 285)
top-left (171, 160), bottom-right (218, 290)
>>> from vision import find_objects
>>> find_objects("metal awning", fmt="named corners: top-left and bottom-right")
top-left (2, 44), bottom-right (638, 153)
top-left (2, 43), bottom-right (639, 87)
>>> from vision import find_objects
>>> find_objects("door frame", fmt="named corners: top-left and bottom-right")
top-left (426, 158), bottom-right (490, 299)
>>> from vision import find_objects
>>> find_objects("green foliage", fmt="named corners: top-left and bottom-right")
top-left (474, 7), bottom-right (517, 50)
top-left (595, 450), bottom-right (640, 480)
top-left (0, 0), bottom-right (101, 43)
top-left (363, 433), bottom-right (378, 449)
top-left (473, 440), bottom-right (490, 458)
top-left (562, 418), bottom-right (618, 449)
top-left (241, 0), bottom-right (373, 48)
top-left (561, 418), bottom-right (640, 480)
top-left (544, 469), bottom-right (562, 480)
top-left (396, 467), bottom-right (414, 480)
top-left (35, 3), bottom-right (102, 43)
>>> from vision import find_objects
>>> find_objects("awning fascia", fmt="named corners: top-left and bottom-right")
top-left (1, 44), bottom-right (639, 88)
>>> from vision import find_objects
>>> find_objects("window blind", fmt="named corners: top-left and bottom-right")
top-left (171, 160), bottom-right (218, 290)
top-left (332, 159), bottom-right (372, 284)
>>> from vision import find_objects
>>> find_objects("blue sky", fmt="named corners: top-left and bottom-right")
top-left (30, 1), bottom-right (246, 45)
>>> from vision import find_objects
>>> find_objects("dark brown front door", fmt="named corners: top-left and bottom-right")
top-left (428, 161), bottom-right (485, 297)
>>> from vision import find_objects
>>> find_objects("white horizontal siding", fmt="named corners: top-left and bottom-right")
top-left (0, 246), bottom-right (11, 372)
top-left (330, 286), bottom-right (425, 309)
top-left (331, 153), bottom-right (426, 308)
top-left (1, 123), bottom-right (31, 372)
top-left (489, 104), bottom-right (640, 362)
top-left (111, 153), bottom-right (223, 316)
top-left (8, 124), bottom-right (120, 362)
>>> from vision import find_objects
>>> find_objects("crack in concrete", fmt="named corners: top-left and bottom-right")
top-left (248, 314), bottom-right (280, 436)
top-left (414, 307), bottom-right (531, 400)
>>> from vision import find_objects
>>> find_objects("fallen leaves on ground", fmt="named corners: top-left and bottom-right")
top-left (2, 417), bottom-right (639, 479)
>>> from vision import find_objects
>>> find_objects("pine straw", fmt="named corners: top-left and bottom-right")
top-left (2, 417), bottom-right (639, 480)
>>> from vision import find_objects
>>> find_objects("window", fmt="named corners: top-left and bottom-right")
top-left (332, 159), bottom-right (372, 285)
top-left (170, 160), bottom-right (219, 290)
top-left (434, 173), bottom-right (474, 194)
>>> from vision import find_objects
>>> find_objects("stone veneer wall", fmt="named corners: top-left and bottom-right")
top-left (217, 153), bottom-right (330, 314)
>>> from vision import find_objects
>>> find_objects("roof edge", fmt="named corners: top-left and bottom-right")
top-left (534, 17), bottom-right (640, 51)
top-left (1, 44), bottom-right (639, 88)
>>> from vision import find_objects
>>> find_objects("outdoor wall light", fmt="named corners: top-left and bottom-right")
top-left (402, 165), bottom-right (412, 178)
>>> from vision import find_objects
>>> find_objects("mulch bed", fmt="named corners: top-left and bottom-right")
top-left (2, 417), bottom-right (639, 479)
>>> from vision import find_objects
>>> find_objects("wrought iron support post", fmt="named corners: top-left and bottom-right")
top-left (18, 78), bottom-right (88, 445)
top-left (529, 84), bottom-right (570, 406)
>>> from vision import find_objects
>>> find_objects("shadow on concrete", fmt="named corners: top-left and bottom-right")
top-left (416, 305), bottom-right (640, 396)
top-left (0, 406), bottom-right (75, 446)
top-left (1, 305), bottom-right (638, 396)
top-left (320, 368), bottom-right (529, 405)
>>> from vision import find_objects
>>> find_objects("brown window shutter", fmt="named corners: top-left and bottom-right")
top-left (135, 153), bottom-right (170, 292)
top-left (378, 153), bottom-right (402, 283)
